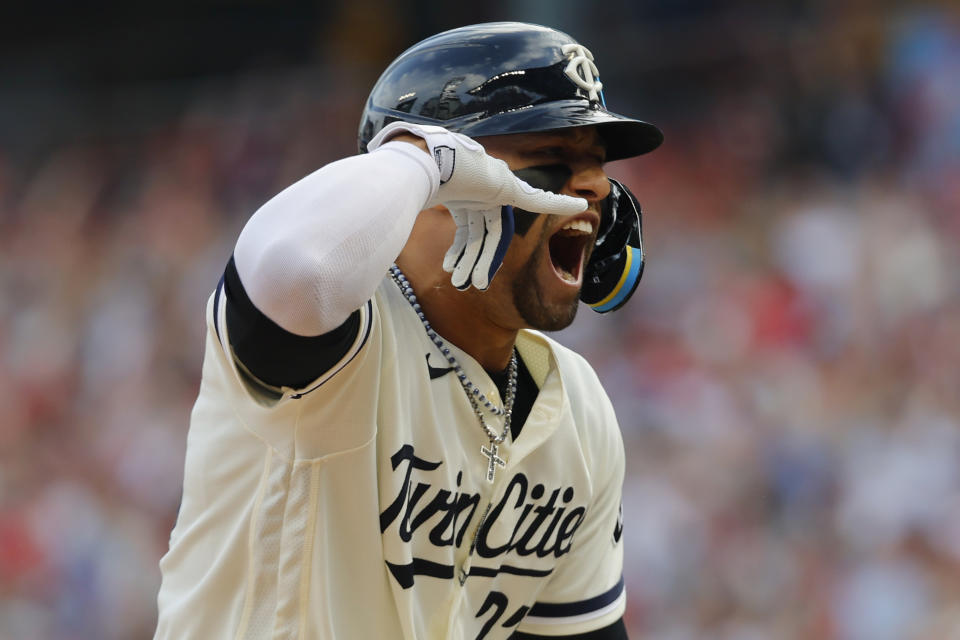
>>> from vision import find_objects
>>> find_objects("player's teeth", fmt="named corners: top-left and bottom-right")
top-left (560, 220), bottom-right (593, 234)
top-left (558, 267), bottom-right (576, 282)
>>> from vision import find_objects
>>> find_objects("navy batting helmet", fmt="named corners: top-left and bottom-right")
top-left (358, 22), bottom-right (663, 160)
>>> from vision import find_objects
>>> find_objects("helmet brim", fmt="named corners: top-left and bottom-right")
top-left (455, 100), bottom-right (663, 162)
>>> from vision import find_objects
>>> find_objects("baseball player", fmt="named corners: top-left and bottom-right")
top-left (155, 22), bottom-right (662, 640)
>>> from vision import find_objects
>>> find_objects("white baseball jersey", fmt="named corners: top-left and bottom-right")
top-left (155, 275), bottom-right (626, 639)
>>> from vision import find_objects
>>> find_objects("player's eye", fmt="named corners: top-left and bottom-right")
top-left (530, 146), bottom-right (565, 158)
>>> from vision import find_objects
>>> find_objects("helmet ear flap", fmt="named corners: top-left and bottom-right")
top-left (580, 178), bottom-right (645, 313)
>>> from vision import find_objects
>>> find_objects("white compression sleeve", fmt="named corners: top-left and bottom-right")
top-left (233, 141), bottom-right (439, 336)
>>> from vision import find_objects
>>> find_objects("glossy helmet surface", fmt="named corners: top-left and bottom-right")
top-left (358, 22), bottom-right (663, 161)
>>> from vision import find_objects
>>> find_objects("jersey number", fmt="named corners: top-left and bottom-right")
top-left (475, 591), bottom-right (529, 640)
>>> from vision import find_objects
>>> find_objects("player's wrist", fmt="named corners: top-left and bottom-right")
top-left (379, 132), bottom-right (430, 154)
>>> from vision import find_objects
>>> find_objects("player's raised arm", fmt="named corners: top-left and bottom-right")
top-left (231, 139), bottom-right (438, 339)
top-left (233, 124), bottom-right (585, 338)
top-left (223, 124), bottom-right (584, 388)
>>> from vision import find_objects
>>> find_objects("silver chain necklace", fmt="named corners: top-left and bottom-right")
top-left (389, 264), bottom-right (517, 482)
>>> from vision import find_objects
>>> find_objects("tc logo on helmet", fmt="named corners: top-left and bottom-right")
top-left (561, 44), bottom-right (604, 104)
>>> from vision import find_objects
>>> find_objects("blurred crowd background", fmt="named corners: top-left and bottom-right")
top-left (2, 1), bottom-right (959, 638)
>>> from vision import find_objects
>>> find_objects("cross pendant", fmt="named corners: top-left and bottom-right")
top-left (481, 442), bottom-right (506, 483)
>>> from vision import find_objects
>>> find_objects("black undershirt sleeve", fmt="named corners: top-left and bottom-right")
top-left (512, 618), bottom-right (629, 639)
top-left (222, 256), bottom-right (361, 389)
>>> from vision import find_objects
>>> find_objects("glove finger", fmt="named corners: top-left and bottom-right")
top-left (471, 206), bottom-right (513, 290)
top-left (509, 182), bottom-right (587, 216)
top-left (443, 210), bottom-right (470, 273)
top-left (443, 232), bottom-right (467, 274)
top-left (451, 210), bottom-right (487, 290)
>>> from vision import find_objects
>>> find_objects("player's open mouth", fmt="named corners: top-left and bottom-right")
top-left (549, 219), bottom-right (594, 284)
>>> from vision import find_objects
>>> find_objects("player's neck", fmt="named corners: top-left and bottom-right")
top-left (433, 302), bottom-right (517, 373)
top-left (395, 261), bottom-right (517, 372)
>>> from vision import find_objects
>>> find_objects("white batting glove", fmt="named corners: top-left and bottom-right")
top-left (367, 122), bottom-right (587, 290)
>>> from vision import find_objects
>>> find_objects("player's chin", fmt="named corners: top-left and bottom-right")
top-left (542, 261), bottom-right (583, 308)
top-left (514, 263), bottom-right (582, 332)
top-left (507, 236), bottom-right (586, 331)
top-left (540, 296), bottom-right (581, 331)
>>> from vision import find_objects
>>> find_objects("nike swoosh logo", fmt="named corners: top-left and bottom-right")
top-left (426, 353), bottom-right (454, 380)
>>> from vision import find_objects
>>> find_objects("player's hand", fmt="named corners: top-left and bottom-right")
top-left (367, 122), bottom-right (587, 290)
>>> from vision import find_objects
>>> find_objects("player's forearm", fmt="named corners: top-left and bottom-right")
top-left (233, 142), bottom-right (439, 336)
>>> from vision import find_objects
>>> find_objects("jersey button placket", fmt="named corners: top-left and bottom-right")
top-left (459, 429), bottom-right (511, 588)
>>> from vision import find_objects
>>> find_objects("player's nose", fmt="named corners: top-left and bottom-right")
top-left (568, 164), bottom-right (611, 204)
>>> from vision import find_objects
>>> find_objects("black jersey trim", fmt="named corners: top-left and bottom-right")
top-left (220, 255), bottom-right (371, 391)
top-left (469, 564), bottom-right (553, 579)
top-left (214, 276), bottom-right (231, 355)
top-left (385, 558), bottom-right (454, 589)
top-left (513, 617), bottom-right (628, 639)
top-left (213, 273), bottom-right (225, 343)
top-left (526, 576), bottom-right (625, 619)
top-left (291, 299), bottom-right (373, 398)
top-left (384, 558), bottom-right (553, 589)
